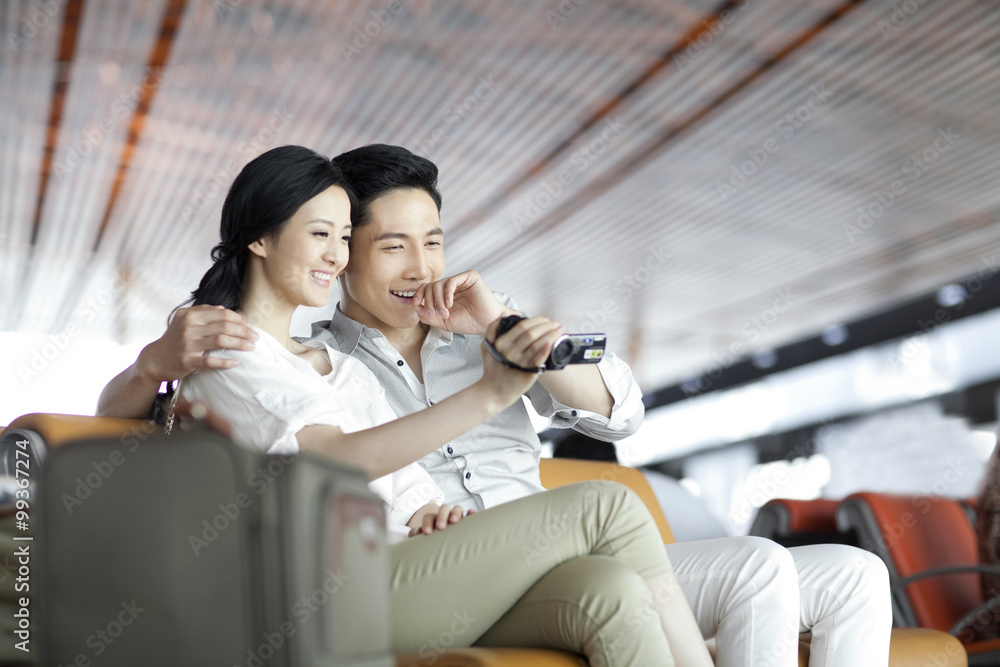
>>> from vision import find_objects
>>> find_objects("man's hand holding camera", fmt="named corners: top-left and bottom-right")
top-left (417, 271), bottom-right (614, 418)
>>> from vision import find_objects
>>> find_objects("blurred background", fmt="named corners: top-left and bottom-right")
top-left (2, 0), bottom-right (1000, 534)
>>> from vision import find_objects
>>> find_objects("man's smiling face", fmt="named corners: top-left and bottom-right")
top-left (339, 187), bottom-right (445, 335)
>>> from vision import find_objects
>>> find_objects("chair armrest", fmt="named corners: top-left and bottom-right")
top-left (5, 413), bottom-right (152, 448)
top-left (897, 564), bottom-right (1000, 587)
top-left (949, 593), bottom-right (1000, 637)
top-left (0, 413), bottom-right (153, 472)
top-left (890, 564), bottom-right (1000, 638)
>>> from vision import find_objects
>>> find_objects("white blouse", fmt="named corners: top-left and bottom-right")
top-left (180, 326), bottom-right (444, 542)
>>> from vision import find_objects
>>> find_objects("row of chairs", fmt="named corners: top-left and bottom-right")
top-left (2, 413), bottom-right (972, 666)
top-left (751, 494), bottom-right (1000, 666)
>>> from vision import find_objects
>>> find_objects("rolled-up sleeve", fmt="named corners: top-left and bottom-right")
top-left (383, 464), bottom-right (446, 537)
top-left (527, 351), bottom-right (645, 440)
top-left (495, 291), bottom-right (645, 441)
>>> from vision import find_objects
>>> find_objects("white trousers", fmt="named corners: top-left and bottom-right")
top-left (664, 537), bottom-right (891, 667)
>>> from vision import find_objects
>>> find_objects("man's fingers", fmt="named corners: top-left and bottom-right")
top-left (494, 317), bottom-right (557, 350)
top-left (443, 276), bottom-right (459, 309)
top-left (411, 283), bottom-right (428, 309)
top-left (526, 327), bottom-right (564, 358)
top-left (183, 305), bottom-right (254, 330)
top-left (449, 505), bottom-right (464, 523)
top-left (523, 340), bottom-right (552, 366)
top-left (431, 281), bottom-right (449, 318)
top-left (198, 319), bottom-right (256, 343)
top-left (203, 331), bottom-right (256, 352)
top-left (494, 318), bottom-right (564, 368)
top-left (197, 355), bottom-right (240, 370)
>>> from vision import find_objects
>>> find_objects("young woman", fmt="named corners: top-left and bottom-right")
top-left (178, 145), bottom-right (713, 666)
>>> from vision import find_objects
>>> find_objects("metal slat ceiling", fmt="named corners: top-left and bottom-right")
top-left (2, 0), bottom-right (999, 394)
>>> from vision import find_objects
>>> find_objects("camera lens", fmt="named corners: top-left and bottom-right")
top-left (548, 336), bottom-right (577, 370)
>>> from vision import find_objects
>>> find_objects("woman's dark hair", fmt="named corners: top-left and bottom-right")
top-left (331, 144), bottom-right (442, 228)
top-left (186, 145), bottom-right (353, 311)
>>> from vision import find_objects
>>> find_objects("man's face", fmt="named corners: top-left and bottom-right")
top-left (339, 187), bottom-right (445, 334)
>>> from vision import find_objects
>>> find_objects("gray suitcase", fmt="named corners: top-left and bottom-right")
top-left (38, 428), bottom-right (393, 667)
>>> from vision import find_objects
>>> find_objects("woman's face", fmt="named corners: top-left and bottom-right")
top-left (251, 185), bottom-right (353, 309)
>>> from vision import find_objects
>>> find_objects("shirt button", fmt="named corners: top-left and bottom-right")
top-left (397, 360), bottom-right (404, 366)
top-left (571, 410), bottom-right (578, 417)
top-left (465, 472), bottom-right (471, 480)
top-left (429, 400), bottom-right (434, 405)
top-left (446, 446), bottom-right (453, 455)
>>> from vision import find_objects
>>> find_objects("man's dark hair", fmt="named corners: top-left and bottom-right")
top-left (332, 144), bottom-right (442, 228)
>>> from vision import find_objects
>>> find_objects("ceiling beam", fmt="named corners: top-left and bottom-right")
top-left (447, 0), bottom-right (745, 243)
top-left (29, 0), bottom-right (85, 247)
top-left (464, 0), bottom-right (870, 270)
top-left (91, 0), bottom-right (188, 253)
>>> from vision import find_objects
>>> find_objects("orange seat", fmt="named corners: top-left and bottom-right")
top-left (750, 497), bottom-right (854, 548)
top-left (838, 492), bottom-right (998, 665)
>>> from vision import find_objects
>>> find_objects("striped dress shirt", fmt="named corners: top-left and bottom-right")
top-left (308, 293), bottom-right (645, 511)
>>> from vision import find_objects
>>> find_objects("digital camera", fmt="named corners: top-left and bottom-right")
top-left (496, 314), bottom-right (606, 371)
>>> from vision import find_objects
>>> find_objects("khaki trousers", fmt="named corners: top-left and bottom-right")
top-left (390, 481), bottom-right (675, 667)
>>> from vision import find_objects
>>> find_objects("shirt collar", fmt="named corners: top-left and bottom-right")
top-left (313, 305), bottom-right (365, 355)
top-left (424, 323), bottom-right (454, 348)
top-left (314, 305), bottom-right (455, 355)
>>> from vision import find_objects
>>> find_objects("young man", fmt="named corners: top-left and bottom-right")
top-left (99, 144), bottom-right (890, 667)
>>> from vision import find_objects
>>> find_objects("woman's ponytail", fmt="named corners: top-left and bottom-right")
top-left (188, 244), bottom-right (247, 310)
